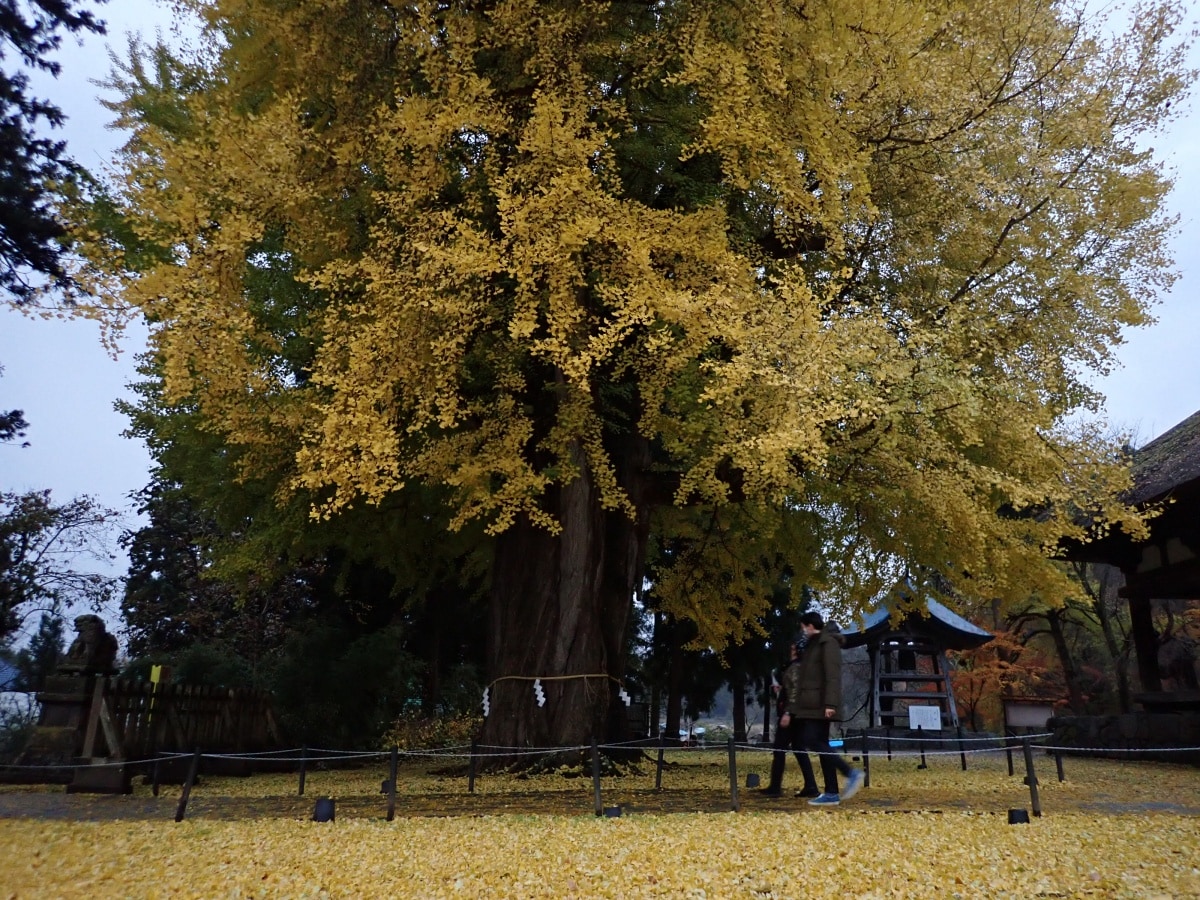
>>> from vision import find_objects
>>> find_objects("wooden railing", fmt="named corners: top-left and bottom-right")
top-left (81, 678), bottom-right (281, 760)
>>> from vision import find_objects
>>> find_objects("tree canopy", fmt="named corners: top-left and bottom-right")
top-left (73, 0), bottom-right (1192, 747)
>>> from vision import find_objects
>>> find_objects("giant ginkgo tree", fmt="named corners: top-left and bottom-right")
top-left (75, 0), bottom-right (1188, 752)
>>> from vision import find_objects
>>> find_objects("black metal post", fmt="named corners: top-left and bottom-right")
top-left (467, 740), bottom-right (478, 794)
top-left (727, 737), bottom-right (739, 812)
top-left (151, 757), bottom-right (161, 798)
top-left (1055, 749), bottom-right (1065, 783)
top-left (917, 725), bottom-right (927, 770)
top-left (591, 736), bottom-right (602, 817)
top-left (1022, 738), bottom-right (1042, 818)
top-left (655, 733), bottom-right (666, 791)
top-left (862, 729), bottom-right (871, 788)
top-left (956, 724), bottom-right (968, 771)
top-left (386, 745), bottom-right (399, 821)
top-left (1006, 731), bottom-right (1015, 776)
top-left (298, 745), bottom-right (308, 796)
top-left (885, 726), bottom-right (892, 761)
top-left (174, 747), bottom-right (201, 823)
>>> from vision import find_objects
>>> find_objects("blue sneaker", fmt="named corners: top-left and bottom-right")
top-left (841, 769), bottom-right (865, 801)
top-left (808, 793), bottom-right (840, 806)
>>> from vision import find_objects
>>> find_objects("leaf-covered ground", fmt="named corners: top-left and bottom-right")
top-left (1, 751), bottom-right (1197, 898)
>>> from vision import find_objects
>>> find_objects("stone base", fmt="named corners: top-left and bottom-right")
top-left (68, 759), bottom-right (132, 794)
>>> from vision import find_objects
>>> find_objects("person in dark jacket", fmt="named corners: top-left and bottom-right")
top-left (782, 611), bottom-right (864, 806)
top-left (758, 639), bottom-right (819, 798)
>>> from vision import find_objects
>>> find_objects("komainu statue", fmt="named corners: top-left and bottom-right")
top-left (58, 614), bottom-right (118, 676)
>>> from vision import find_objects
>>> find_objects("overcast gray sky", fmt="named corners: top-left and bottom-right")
top-left (2, 0), bottom-right (1198, 582)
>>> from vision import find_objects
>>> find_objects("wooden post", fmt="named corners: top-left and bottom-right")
top-left (151, 757), bottom-right (161, 798)
top-left (956, 724), bottom-right (968, 771)
top-left (81, 678), bottom-right (105, 759)
top-left (1006, 731), bottom-right (1015, 776)
top-left (386, 746), bottom-right (399, 822)
top-left (916, 725), bottom-right (927, 770)
top-left (97, 696), bottom-right (125, 760)
top-left (654, 733), bottom-right (666, 791)
top-left (727, 736), bottom-right (739, 812)
top-left (591, 736), bottom-right (602, 817)
top-left (467, 740), bottom-right (478, 794)
top-left (298, 746), bottom-right (307, 796)
top-left (1022, 738), bottom-right (1042, 818)
top-left (174, 747), bottom-right (201, 823)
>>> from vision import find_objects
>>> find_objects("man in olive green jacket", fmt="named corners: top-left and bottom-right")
top-left (780, 611), bottom-right (864, 806)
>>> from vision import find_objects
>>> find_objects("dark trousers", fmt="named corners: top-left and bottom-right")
top-left (801, 718), bottom-right (853, 795)
top-left (767, 718), bottom-right (817, 792)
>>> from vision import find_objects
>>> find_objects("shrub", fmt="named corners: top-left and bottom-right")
top-left (381, 712), bottom-right (482, 751)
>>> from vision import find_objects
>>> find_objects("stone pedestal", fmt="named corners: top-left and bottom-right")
top-left (15, 616), bottom-right (126, 791)
top-left (68, 760), bottom-right (132, 794)
top-left (19, 674), bottom-right (97, 774)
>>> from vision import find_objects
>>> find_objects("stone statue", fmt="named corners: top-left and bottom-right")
top-left (58, 614), bottom-right (119, 675)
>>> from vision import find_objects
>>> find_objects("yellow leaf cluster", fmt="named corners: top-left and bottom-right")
top-left (64, 0), bottom-right (1190, 614)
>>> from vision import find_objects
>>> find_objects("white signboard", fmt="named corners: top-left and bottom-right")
top-left (908, 705), bottom-right (942, 731)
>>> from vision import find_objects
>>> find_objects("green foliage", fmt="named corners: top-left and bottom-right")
top-left (267, 619), bottom-right (423, 748)
top-left (120, 476), bottom-right (319, 661)
top-left (0, 0), bottom-right (105, 301)
top-left (14, 612), bottom-right (64, 691)
top-left (124, 642), bottom-right (256, 691)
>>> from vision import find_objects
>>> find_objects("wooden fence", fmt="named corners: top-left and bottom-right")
top-left (81, 678), bottom-right (281, 761)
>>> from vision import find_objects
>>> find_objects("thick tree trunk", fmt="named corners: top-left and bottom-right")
top-left (664, 631), bottom-right (685, 743)
top-left (731, 676), bottom-right (746, 742)
top-left (425, 612), bottom-right (441, 717)
top-left (478, 439), bottom-right (651, 765)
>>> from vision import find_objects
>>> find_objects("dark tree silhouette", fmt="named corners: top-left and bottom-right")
top-left (0, 0), bottom-right (106, 301)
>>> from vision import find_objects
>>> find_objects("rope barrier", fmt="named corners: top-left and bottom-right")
top-left (201, 750), bottom-right (390, 763)
top-left (3, 736), bottom-right (1196, 774)
top-left (1035, 743), bottom-right (1200, 754)
top-left (0, 751), bottom-right (193, 771)
top-left (486, 674), bottom-right (621, 688)
top-left (853, 732), bottom-right (1054, 744)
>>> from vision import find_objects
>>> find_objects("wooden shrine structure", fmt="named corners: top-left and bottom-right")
top-left (1065, 407), bottom-right (1200, 709)
top-left (843, 595), bottom-right (993, 732)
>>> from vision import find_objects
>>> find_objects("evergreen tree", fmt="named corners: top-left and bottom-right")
top-left (16, 611), bottom-right (63, 690)
top-left (0, 0), bottom-right (106, 301)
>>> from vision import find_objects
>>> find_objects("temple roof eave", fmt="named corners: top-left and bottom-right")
top-left (842, 596), bottom-right (993, 651)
